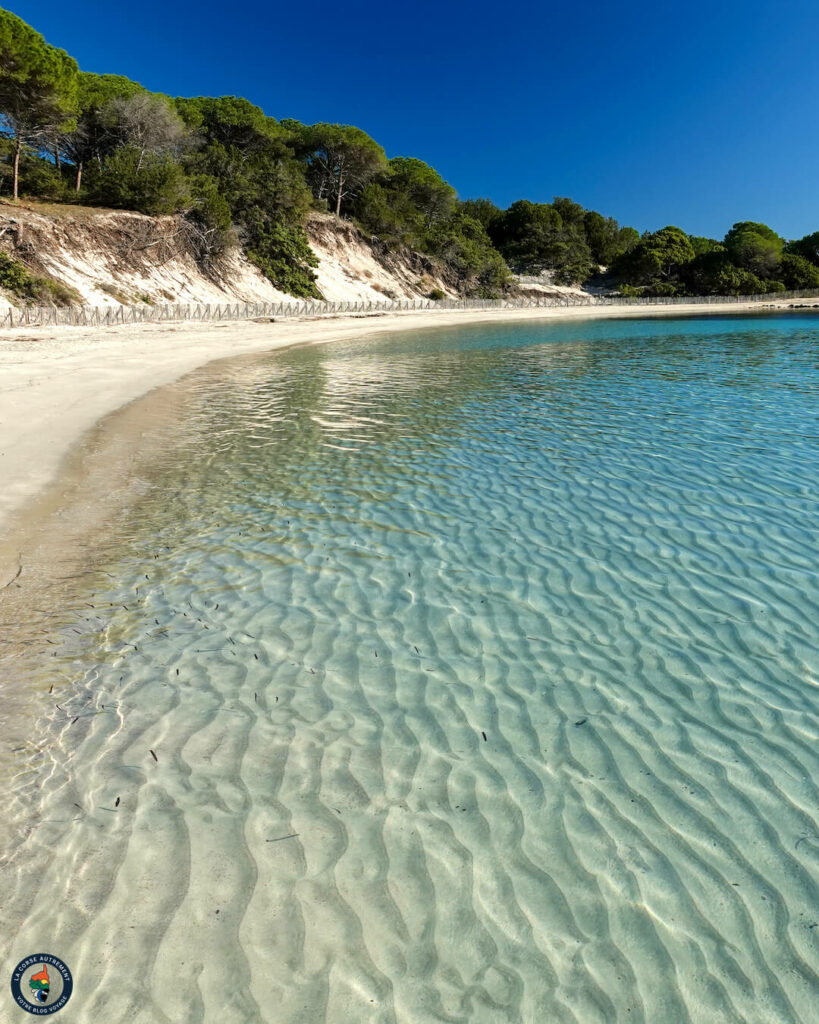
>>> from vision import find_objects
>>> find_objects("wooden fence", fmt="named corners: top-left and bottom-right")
top-left (2, 290), bottom-right (818, 329)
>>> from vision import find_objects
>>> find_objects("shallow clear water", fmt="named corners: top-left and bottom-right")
top-left (2, 313), bottom-right (818, 1023)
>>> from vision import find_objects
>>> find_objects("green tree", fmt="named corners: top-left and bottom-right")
top-left (353, 157), bottom-right (456, 250)
top-left (459, 198), bottom-right (502, 235)
top-left (493, 199), bottom-right (563, 271)
top-left (428, 210), bottom-right (510, 297)
top-left (62, 72), bottom-right (145, 191)
top-left (583, 210), bottom-right (632, 265)
top-left (383, 157), bottom-right (456, 230)
top-left (689, 235), bottom-right (721, 256)
top-left (302, 123), bottom-right (387, 216)
top-left (178, 96), bottom-right (319, 295)
top-left (779, 253), bottom-right (819, 290)
top-left (0, 10), bottom-right (78, 199)
top-left (92, 146), bottom-right (190, 215)
top-left (615, 226), bottom-right (640, 255)
top-left (723, 221), bottom-right (783, 278)
top-left (682, 250), bottom-right (763, 295)
top-left (491, 198), bottom-right (596, 283)
top-left (785, 231), bottom-right (819, 266)
top-left (614, 226), bottom-right (695, 287)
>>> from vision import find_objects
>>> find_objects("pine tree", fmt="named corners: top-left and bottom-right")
top-left (0, 10), bottom-right (78, 199)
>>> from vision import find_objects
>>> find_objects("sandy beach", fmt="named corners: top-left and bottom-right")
top-left (0, 299), bottom-right (801, 555)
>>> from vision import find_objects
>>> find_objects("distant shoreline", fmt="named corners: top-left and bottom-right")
top-left (0, 299), bottom-right (814, 573)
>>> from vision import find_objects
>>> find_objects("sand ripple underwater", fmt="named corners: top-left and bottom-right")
top-left (1, 314), bottom-right (818, 1023)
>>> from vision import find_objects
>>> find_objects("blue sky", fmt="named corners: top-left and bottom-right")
top-left (8, 0), bottom-right (819, 239)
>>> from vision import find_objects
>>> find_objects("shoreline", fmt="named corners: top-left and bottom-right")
top-left (0, 299), bottom-right (809, 563)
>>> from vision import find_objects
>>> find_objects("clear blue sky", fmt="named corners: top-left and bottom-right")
top-left (8, 0), bottom-right (819, 239)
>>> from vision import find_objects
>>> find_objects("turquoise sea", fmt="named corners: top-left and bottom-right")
top-left (1, 313), bottom-right (818, 1023)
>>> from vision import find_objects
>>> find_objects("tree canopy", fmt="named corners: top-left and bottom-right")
top-left (0, 9), bottom-right (78, 197)
top-left (1, 9), bottom-right (817, 302)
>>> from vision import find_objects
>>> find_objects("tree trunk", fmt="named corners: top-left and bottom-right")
top-left (75, 161), bottom-right (83, 193)
top-left (12, 136), bottom-right (21, 201)
top-left (54, 148), bottom-right (62, 172)
top-left (335, 178), bottom-right (342, 217)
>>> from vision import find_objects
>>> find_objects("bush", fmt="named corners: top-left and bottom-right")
top-left (19, 154), bottom-right (70, 201)
top-left (0, 250), bottom-right (80, 305)
top-left (428, 288), bottom-right (446, 301)
top-left (185, 174), bottom-right (234, 265)
top-left (780, 253), bottom-right (819, 290)
top-left (428, 212), bottom-right (511, 298)
top-left (245, 221), bottom-right (321, 298)
top-left (91, 147), bottom-right (190, 215)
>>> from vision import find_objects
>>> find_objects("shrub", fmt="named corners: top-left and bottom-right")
top-left (428, 288), bottom-right (446, 300)
top-left (780, 253), bottom-right (819, 290)
top-left (91, 147), bottom-right (190, 215)
top-left (245, 221), bottom-right (321, 298)
top-left (0, 250), bottom-right (80, 305)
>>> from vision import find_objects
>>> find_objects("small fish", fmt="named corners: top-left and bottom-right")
top-left (149, 749), bottom-right (158, 762)
top-left (115, 797), bottom-right (120, 808)
top-left (575, 718), bottom-right (588, 727)
top-left (481, 731), bottom-right (487, 742)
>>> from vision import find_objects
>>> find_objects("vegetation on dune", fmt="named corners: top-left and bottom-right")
top-left (612, 219), bottom-right (819, 297)
top-left (1, 8), bottom-right (818, 302)
top-left (0, 248), bottom-right (79, 304)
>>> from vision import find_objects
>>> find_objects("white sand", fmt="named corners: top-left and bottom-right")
top-left (0, 300), bottom-right (796, 542)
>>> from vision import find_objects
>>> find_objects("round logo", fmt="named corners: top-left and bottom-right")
top-left (10, 955), bottom-right (73, 1015)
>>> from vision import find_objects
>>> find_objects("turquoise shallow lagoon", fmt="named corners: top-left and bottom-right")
top-left (2, 313), bottom-right (818, 1023)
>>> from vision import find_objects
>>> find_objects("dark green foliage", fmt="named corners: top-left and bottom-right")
top-left (613, 226), bottom-right (695, 287)
top-left (689, 235), bottom-right (721, 256)
top-left (0, 10), bottom-right (78, 198)
top-left (178, 96), bottom-right (319, 295)
top-left (91, 146), bottom-right (190, 215)
top-left (354, 182), bottom-right (414, 245)
top-left (0, 249), bottom-right (79, 305)
top-left (352, 162), bottom-right (508, 296)
top-left (459, 198), bottom-right (502, 235)
top-left (245, 222), bottom-right (319, 298)
top-left (615, 220), bottom-right (809, 296)
top-left (682, 250), bottom-right (766, 295)
top-left (299, 122), bottom-right (387, 217)
top-left (428, 212), bottom-right (511, 297)
top-left (785, 231), bottom-right (819, 266)
top-left (780, 253), bottom-right (819, 290)
top-left (385, 158), bottom-right (456, 230)
top-left (0, 143), bottom-right (69, 199)
top-left (493, 200), bottom-right (562, 271)
top-left (723, 221), bottom-right (783, 278)
top-left (584, 210), bottom-right (634, 265)
top-left (185, 173), bottom-right (233, 263)
top-left (489, 197), bottom-right (635, 284)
